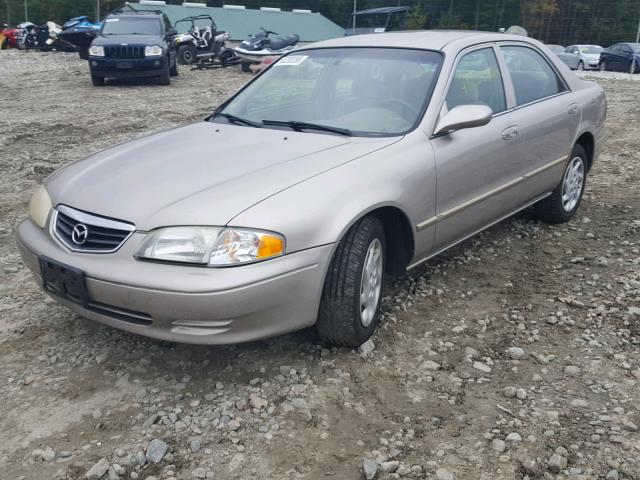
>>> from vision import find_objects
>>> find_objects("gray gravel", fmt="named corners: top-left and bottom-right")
top-left (1, 49), bottom-right (639, 480)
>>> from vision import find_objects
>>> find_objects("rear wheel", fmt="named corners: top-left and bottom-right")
top-left (91, 75), bottom-right (105, 86)
top-left (316, 216), bottom-right (386, 347)
top-left (534, 144), bottom-right (587, 224)
top-left (599, 61), bottom-right (607, 71)
top-left (177, 44), bottom-right (196, 65)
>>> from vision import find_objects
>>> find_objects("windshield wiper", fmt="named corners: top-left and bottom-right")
top-left (217, 113), bottom-right (262, 128)
top-left (262, 120), bottom-right (352, 136)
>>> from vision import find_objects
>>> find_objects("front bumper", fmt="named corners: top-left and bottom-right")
top-left (89, 56), bottom-right (167, 78)
top-left (17, 216), bottom-right (334, 344)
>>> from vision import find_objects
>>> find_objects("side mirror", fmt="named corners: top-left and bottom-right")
top-left (166, 27), bottom-right (177, 37)
top-left (434, 105), bottom-right (493, 136)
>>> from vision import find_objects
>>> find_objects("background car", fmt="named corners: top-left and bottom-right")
top-left (599, 43), bottom-right (640, 73)
top-left (564, 44), bottom-right (603, 70)
top-left (546, 44), bottom-right (580, 69)
top-left (0, 25), bottom-right (20, 49)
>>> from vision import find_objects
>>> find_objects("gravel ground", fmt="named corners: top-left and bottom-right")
top-left (0, 50), bottom-right (639, 480)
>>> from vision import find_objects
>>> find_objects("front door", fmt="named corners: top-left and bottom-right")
top-left (430, 46), bottom-right (522, 251)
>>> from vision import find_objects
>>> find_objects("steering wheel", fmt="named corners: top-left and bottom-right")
top-left (260, 27), bottom-right (278, 36)
top-left (380, 98), bottom-right (419, 120)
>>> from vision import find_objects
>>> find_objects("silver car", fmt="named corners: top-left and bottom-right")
top-left (561, 44), bottom-right (603, 70)
top-left (17, 31), bottom-right (607, 347)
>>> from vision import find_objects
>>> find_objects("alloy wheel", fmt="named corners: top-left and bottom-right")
top-left (561, 157), bottom-right (584, 212)
top-left (359, 238), bottom-right (383, 327)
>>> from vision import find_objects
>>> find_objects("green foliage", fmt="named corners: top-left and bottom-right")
top-left (405, 2), bottom-right (427, 30)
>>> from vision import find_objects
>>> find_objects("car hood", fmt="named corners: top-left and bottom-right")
top-left (92, 34), bottom-right (162, 46)
top-left (45, 122), bottom-right (398, 231)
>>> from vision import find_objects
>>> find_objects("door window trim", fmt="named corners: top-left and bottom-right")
top-left (492, 42), bottom-right (572, 114)
top-left (432, 43), bottom-right (510, 136)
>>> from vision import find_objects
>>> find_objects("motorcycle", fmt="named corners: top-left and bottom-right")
top-left (15, 21), bottom-right (35, 50)
top-left (58, 16), bottom-right (102, 60)
top-left (22, 21), bottom-right (73, 51)
top-left (174, 14), bottom-right (240, 69)
top-left (234, 28), bottom-right (299, 72)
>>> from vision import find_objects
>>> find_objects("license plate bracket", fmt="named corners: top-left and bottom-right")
top-left (116, 60), bottom-right (133, 69)
top-left (39, 256), bottom-right (89, 307)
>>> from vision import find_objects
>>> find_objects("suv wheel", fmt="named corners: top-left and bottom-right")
top-left (158, 62), bottom-right (171, 85)
top-left (170, 57), bottom-right (178, 76)
top-left (91, 75), bottom-right (105, 86)
top-left (316, 216), bottom-right (386, 347)
top-left (534, 144), bottom-right (587, 224)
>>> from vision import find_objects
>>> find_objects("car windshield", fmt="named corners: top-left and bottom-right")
top-left (215, 48), bottom-right (442, 137)
top-left (633, 44), bottom-right (640, 52)
top-left (102, 18), bottom-right (162, 35)
top-left (547, 45), bottom-right (564, 53)
top-left (579, 46), bottom-right (602, 54)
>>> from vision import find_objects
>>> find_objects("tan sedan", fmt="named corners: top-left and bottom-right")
top-left (17, 31), bottom-right (607, 346)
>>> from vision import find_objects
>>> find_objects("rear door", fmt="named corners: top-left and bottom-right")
top-left (497, 44), bottom-right (580, 201)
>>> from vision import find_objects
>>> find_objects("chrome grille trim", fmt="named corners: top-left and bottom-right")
top-left (51, 205), bottom-right (135, 254)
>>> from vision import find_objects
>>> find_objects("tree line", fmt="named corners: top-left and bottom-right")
top-left (2, 0), bottom-right (639, 47)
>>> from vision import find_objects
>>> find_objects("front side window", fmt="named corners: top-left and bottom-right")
top-left (215, 48), bottom-right (442, 137)
top-left (501, 45), bottom-right (566, 106)
top-left (445, 47), bottom-right (506, 114)
top-left (102, 18), bottom-right (162, 36)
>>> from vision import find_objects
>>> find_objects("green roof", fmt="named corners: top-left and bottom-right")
top-left (125, 2), bottom-right (345, 42)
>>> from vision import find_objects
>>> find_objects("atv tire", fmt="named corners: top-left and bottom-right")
top-left (177, 44), bottom-right (196, 65)
top-left (241, 60), bottom-right (253, 73)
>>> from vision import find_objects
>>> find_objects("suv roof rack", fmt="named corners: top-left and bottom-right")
top-left (109, 4), bottom-right (164, 16)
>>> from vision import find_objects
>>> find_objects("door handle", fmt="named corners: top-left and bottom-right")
top-left (501, 126), bottom-right (519, 141)
top-left (568, 104), bottom-right (579, 115)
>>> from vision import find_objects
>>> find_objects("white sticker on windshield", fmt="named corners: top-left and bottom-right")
top-left (276, 55), bottom-right (308, 66)
top-left (105, 18), bottom-right (119, 22)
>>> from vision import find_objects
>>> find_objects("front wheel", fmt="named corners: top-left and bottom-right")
top-left (599, 61), bottom-right (607, 71)
top-left (158, 63), bottom-right (171, 85)
top-left (534, 144), bottom-right (587, 224)
top-left (91, 75), bottom-right (105, 86)
top-left (577, 61), bottom-right (584, 71)
top-left (170, 57), bottom-right (178, 76)
top-left (316, 216), bottom-right (386, 347)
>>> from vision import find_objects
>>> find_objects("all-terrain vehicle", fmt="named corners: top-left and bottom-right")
top-left (87, 10), bottom-right (178, 86)
top-left (173, 14), bottom-right (239, 68)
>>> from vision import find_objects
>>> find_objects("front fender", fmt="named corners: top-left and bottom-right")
top-left (228, 134), bottom-right (436, 264)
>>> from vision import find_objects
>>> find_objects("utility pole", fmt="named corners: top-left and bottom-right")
top-left (352, 0), bottom-right (357, 31)
top-left (4, 0), bottom-right (10, 25)
top-left (96, 0), bottom-right (100, 21)
top-left (24, 0), bottom-right (27, 21)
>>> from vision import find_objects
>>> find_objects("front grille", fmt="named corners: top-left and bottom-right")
top-left (104, 45), bottom-right (145, 59)
top-left (53, 205), bottom-right (135, 253)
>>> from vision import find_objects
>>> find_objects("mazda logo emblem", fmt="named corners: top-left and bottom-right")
top-left (71, 223), bottom-right (89, 245)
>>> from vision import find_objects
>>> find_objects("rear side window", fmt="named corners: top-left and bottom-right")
top-left (500, 46), bottom-right (566, 106)
top-left (446, 47), bottom-right (506, 114)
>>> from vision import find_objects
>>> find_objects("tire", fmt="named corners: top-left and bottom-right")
top-left (79, 47), bottom-right (89, 60)
top-left (158, 62), bottom-right (171, 85)
top-left (534, 144), bottom-right (587, 224)
top-left (599, 61), bottom-right (606, 72)
top-left (577, 61), bottom-right (584, 71)
top-left (177, 44), bottom-right (196, 65)
top-left (170, 57), bottom-right (178, 76)
top-left (91, 75), bottom-right (105, 86)
top-left (241, 60), bottom-right (252, 73)
top-left (316, 216), bottom-right (386, 347)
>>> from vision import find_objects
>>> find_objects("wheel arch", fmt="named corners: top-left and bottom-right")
top-left (335, 204), bottom-right (415, 275)
top-left (575, 131), bottom-right (595, 172)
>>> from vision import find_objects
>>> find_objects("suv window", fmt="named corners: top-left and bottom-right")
top-left (500, 46), bottom-right (566, 106)
top-left (102, 17), bottom-right (162, 36)
top-left (446, 47), bottom-right (506, 114)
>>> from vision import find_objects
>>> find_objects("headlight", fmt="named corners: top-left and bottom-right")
top-left (136, 227), bottom-right (285, 266)
top-left (89, 45), bottom-right (104, 57)
top-left (29, 185), bottom-right (52, 228)
top-left (144, 45), bottom-right (163, 57)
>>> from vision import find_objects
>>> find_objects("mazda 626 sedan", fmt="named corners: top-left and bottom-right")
top-left (18, 31), bottom-right (607, 347)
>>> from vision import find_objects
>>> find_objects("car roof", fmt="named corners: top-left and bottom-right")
top-left (299, 30), bottom-right (538, 52)
top-left (107, 12), bottom-right (163, 19)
